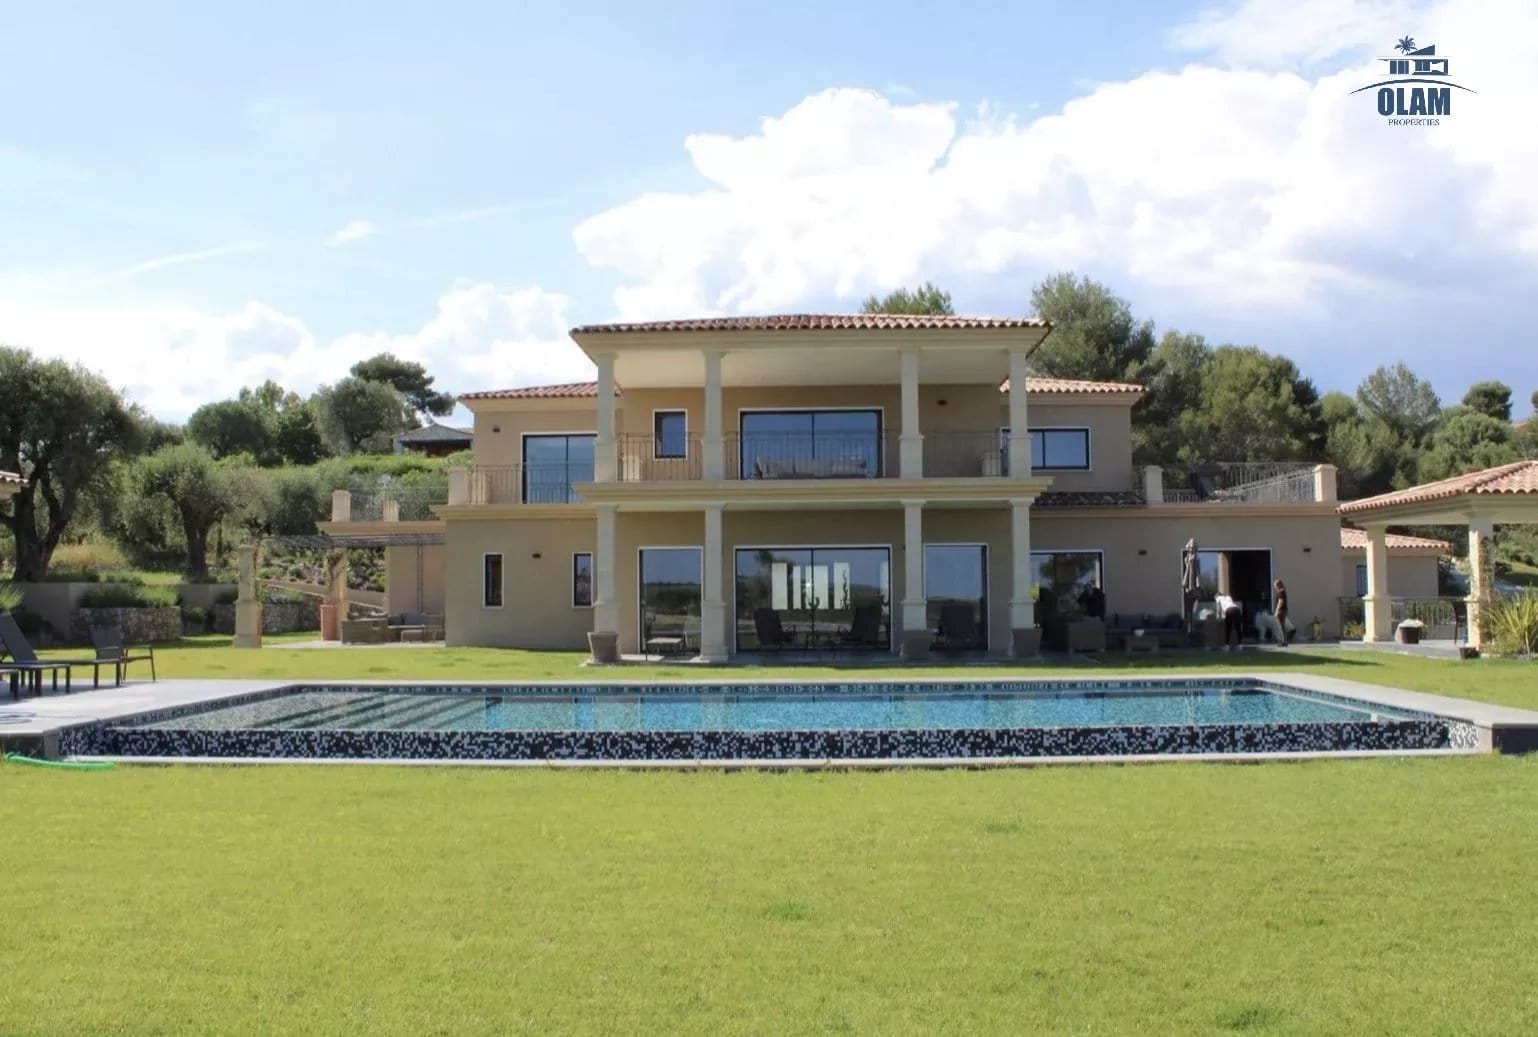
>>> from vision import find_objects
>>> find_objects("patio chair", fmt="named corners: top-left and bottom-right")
top-left (753, 608), bottom-right (796, 650)
top-left (89, 623), bottom-right (157, 684)
top-left (0, 614), bottom-right (100, 698)
top-left (841, 604), bottom-right (883, 648)
top-left (936, 604), bottom-right (980, 650)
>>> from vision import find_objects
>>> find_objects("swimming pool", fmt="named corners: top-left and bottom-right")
top-left (61, 679), bottom-right (1477, 762)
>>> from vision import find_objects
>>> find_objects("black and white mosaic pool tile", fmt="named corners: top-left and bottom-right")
top-left (81, 717), bottom-right (1454, 762)
top-left (1446, 721), bottom-right (1481, 751)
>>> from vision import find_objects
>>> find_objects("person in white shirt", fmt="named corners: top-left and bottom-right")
top-left (1215, 593), bottom-right (1244, 649)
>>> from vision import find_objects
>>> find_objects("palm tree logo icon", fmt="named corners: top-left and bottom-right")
top-left (1396, 36), bottom-right (1417, 53)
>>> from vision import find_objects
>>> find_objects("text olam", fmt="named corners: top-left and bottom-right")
top-left (1377, 86), bottom-right (1452, 117)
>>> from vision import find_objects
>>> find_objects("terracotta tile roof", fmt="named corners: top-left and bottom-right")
top-left (459, 382), bottom-right (622, 401)
top-left (571, 314), bottom-right (1049, 334)
top-left (1338, 460), bottom-right (1538, 514)
top-left (1003, 377), bottom-right (1146, 395)
top-left (1339, 527), bottom-right (1452, 552)
top-left (463, 378), bottom-right (1140, 402)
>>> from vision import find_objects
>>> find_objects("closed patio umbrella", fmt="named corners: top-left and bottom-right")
top-left (1181, 538), bottom-right (1201, 632)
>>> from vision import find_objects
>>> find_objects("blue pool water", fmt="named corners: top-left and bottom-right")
top-left (129, 684), bottom-right (1415, 734)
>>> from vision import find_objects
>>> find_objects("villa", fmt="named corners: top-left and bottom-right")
top-left (312, 313), bottom-right (1444, 660)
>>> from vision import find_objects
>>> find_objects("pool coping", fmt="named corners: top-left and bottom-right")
top-left (3, 672), bottom-right (1536, 761)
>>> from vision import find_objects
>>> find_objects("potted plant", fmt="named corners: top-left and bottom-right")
top-left (1396, 618), bottom-right (1426, 645)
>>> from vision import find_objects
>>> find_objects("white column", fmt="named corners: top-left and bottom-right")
top-left (1467, 516), bottom-right (1494, 650)
top-left (593, 503), bottom-right (619, 637)
top-left (1142, 465), bottom-right (1164, 504)
top-left (233, 544), bottom-right (262, 649)
top-left (594, 353), bottom-right (617, 482)
top-left (447, 468), bottom-right (470, 506)
top-left (899, 348), bottom-right (923, 478)
top-left (1009, 500), bottom-right (1038, 657)
top-left (1363, 523), bottom-right (1392, 642)
top-left (1007, 351), bottom-right (1032, 479)
top-left (1314, 463), bottom-right (1338, 503)
top-left (702, 350), bottom-right (724, 480)
top-left (330, 489), bottom-right (351, 523)
top-left (900, 500), bottom-right (928, 657)
top-left (700, 506), bottom-right (728, 661)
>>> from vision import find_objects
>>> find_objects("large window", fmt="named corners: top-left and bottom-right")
top-left (573, 553), bottom-right (593, 608)
top-left (522, 434), bottom-right (595, 503)
top-left (1030, 551), bottom-right (1102, 623)
top-left (735, 547), bottom-right (890, 650)
top-left (925, 544), bottom-right (988, 651)
top-left (740, 410), bottom-right (882, 479)
top-left (639, 548), bottom-right (702, 652)
top-left (654, 411), bottom-right (687, 459)
top-left (483, 553), bottom-right (504, 608)
top-left (1000, 427), bottom-right (1092, 472)
top-left (1355, 564), bottom-right (1368, 598)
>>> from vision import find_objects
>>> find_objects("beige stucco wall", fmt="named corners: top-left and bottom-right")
top-left (1339, 552), bottom-right (1441, 599)
top-left (470, 386), bottom-right (1137, 488)
top-left (1032, 510), bottom-right (1344, 635)
top-left (443, 517), bottom-right (596, 648)
top-left (384, 545), bottom-right (447, 615)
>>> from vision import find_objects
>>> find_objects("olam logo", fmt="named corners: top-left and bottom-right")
top-left (1352, 36), bottom-right (1476, 125)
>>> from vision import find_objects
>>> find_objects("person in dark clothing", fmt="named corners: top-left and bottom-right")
top-left (1273, 579), bottom-right (1290, 646)
top-left (1217, 593), bottom-right (1244, 649)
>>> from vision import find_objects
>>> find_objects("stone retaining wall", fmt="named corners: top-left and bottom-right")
top-left (212, 598), bottom-right (321, 635)
top-left (71, 606), bottom-right (182, 644)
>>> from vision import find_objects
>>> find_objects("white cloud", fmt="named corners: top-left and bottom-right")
top-left (570, 0), bottom-right (1538, 394)
top-left (0, 284), bottom-right (585, 420)
top-left (113, 241), bottom-right (267, 278)
top-left (328, 220), bottom-right (377, 246)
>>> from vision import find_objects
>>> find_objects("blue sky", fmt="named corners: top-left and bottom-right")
top-left (3, 0), bottom-right (1535, 419)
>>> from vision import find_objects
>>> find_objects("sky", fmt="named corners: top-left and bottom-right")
top-left (2, 0), bottom-right (1535, 422)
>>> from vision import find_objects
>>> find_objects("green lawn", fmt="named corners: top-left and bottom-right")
top-left (2, 757), bottom-right (1536, 1034)
top-left (93, 634), bottom-right (1538, 712)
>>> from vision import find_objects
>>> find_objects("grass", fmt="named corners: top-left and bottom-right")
top-left (2, 757), bottom-right (1536, 1034)
top-left (66, 633), bottom-right (1538, 712)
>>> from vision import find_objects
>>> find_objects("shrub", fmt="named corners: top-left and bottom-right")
top-left (1484, 591), bottom-right (1538, 656)
top-left (10, 607), bottom-right (52, 639)
top-left (214, 588), bottom-right (240, 606)
top-left (78, 583), bottom-right (178, 608)
top-left (0, 582), bottom-right (22, 613)
top-left (50, 540), bottom-right (127, 574)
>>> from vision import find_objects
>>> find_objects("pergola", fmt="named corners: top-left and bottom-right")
top-left (0, 470), bottom-right (23, 501)
top-left (1339, 460), bottom-right (1538, 648)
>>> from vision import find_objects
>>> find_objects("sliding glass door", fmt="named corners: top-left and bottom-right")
top-left (739, 410), bottom-right (882, 479)
top-left (925, 544), bottom-right (988, 651)
top-left (639, 548), bottom-right (702, 653)
top-left (735, 547), bottom-right (890, 651)
top-left (522, 434), bottom-right (595, 503)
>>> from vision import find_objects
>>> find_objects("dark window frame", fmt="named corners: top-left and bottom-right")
top-left (653, 411), bottom-right (688, 459)
top-left (483, 553), bottom-right (504, 608)
top-left (573, 552), bottom-right (594, 608)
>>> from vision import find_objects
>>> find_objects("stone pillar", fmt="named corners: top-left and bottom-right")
top-left (589, 504), bottom-right (620, 662)
top-left (447, 468), bottom-right (470, 506)
top-left (702, 350), bottom-right (725, 480)
top-left (899, 500), bottom-right (929, 659)
top-left (1009, 500), bottom-right (1040, 657)
top-left (381, 499), bottom-right (400, 523)
top-left (1007, 351), bottom-right (1032, 479)
top-left (1363, 524), bottom-right (1392, 642)
top-left (899, 348), bottom-right (923, 478)
top-left (1467, 516), bottom-right (1494, 649)
top-left (700, 505), bottom-right (728, 661)
top-left (594, 352), bottom-right (618, 483)
top-left (1314, 464), bottom-right (1338, 503)
top-left (330, 489), bottom-right (351, 523)
top-left (1142, 465), bottom-right (1164, 504)
top-left (233, 544), bottom-right (262, 648)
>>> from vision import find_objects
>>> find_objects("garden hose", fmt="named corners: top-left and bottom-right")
top-left (3, 753), bottom-right (116, 771)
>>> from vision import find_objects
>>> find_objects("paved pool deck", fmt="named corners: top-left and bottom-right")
top-left (2, 672), bottom-right (1536, 762)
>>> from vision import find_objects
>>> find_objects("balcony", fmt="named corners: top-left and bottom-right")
top-left (345, 485), bottom-right (448, 521)
top-left (1142, 462), bottom-right (1329, 504)
top-left (458, 465), bottom-right (589, 505)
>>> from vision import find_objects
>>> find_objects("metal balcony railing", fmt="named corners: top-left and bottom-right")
top-left (468, 465), bottom-right (587, 504)
top-left (1156, 462), bottom-right (1318, 503)
top-left (923, 431), bottom-right (1011, 478)
top-left (727, 431), bottom-right (897, 480)
top-left (348, 484), bottom-right (448, 521)
top-left (617, 434), bottom-right (702, 481)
